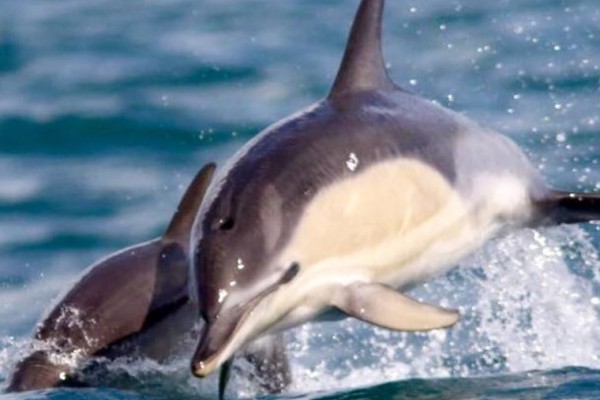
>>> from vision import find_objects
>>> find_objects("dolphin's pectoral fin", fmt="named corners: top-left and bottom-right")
top-left (243, 333), bottom-right (291, 394)
top-left (332, 283), bottom-right (459, 331)
top-left (536, 191), bottom-right (600, 225)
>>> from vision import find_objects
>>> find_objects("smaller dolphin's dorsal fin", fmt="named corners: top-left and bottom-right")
top-left (163, 162), bottom-right (216, 245)
top-left (329, 0), bottom-right (395, 98)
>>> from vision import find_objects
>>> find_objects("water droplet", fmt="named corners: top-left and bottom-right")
top-left (237, 258), bottom-right (245, 270)
top-left (346, 153), bottom-right (359, 172)
top-left (218, 289), bottom-right (228, 303)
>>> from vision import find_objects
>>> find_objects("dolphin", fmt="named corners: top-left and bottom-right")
top-left (6, 162), bottom-right (217, 392)
top-left (189, 0), bottom-right (600, 391)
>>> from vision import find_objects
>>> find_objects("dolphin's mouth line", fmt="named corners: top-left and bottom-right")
top-left (191, 291), bottom-right (265, 378)
top-left (192, 262), bottom-right (301, 378)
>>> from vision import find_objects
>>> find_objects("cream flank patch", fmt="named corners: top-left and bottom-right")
top-left (243, 159), bottom-right (533, 338)
top-left (276, 159), bottom-right (488, 298)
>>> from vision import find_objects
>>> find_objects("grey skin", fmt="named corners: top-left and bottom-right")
top-left (189, 0), bottom-right (600, 393)
top-left (7, 164), bottom-right (215, 391)
top-left (7, 162), bottom-right (291, 396)
top-left (6, 163), bottom-right (217, 392)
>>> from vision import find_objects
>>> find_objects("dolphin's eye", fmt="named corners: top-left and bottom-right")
top-left (217, 217), bottom-right (235, 231)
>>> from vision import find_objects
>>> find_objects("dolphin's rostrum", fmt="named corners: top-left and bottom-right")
top-left (189, 0), bottom-right (600, 390)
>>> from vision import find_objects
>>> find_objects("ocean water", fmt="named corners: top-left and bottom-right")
top-left (0, 0), bottom-right (599, 399)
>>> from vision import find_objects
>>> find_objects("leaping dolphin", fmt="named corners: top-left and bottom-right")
top-left (189, 0), bottom-right (600, 393)
top-left (6, 163), bottom-right (216, 392)
top-left (6, 160), bottom-right (293, 396)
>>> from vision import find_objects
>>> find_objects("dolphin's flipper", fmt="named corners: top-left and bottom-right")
top-left (332, 283), bottom-right (459, 331)
top-left (538, 191), bottom-right (600, 225)
top-left (243, 333), bottom-right (291, 394)
top-left (7, 163), bottom-right (216, 392)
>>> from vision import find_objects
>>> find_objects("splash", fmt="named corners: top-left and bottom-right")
top-left (0, 337), bottom-right (30, 383)
top-left (1, 226), bottom-right (598, 398)
top-left (283, 225), bottom-right (600, 394)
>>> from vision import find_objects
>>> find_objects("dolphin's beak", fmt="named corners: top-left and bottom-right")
top-left (191, 322), bottom-right (234, 378)
top-left (191, 351), bottom-right (219, 378)
top-left (191, 321), bottom-right (235, 377)
top-left (191, 294), bottom-right (265, 378)
top-left (191, 263), bottom-right (300, 378)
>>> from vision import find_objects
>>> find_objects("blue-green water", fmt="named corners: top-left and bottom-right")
top-left (1, 0), bottom-right (600, 399)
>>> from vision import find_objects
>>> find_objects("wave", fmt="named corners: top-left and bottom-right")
top-left (0, 115), bottom-right (256, 157)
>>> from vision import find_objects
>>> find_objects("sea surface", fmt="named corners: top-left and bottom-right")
top-left (1, 0), bottom-right (600, 399)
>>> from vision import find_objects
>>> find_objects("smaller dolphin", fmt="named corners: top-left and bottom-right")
top-left (7, 163), bottom-right (216, 391)
top-left (189, 0), bottom-right (600, 392)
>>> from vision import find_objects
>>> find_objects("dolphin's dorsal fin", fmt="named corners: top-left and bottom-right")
top-left (163, 162), bottom-right (216, 245)
top-left (329, 0), bottom-right (395, 97)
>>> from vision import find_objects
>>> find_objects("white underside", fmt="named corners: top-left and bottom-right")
top-left (261, 157), bottom-right (533, 332)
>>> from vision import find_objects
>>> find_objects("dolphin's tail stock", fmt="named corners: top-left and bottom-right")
top-left (537, 191), bottom-right (600, 225)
